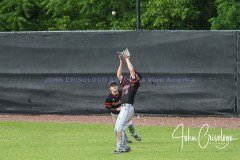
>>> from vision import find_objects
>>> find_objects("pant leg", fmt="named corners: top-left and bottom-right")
top-left (124, 113), bottom-right (137, 136)
top-left (114, 105), bottom-right (134, 150)
top-left (112, 113), bottom-right (129, 142)
top-left (128, 123), bottom-right (137, 136)
top-left (114, 108), bottom-right (128, 150)
top-left (123, 106), bottom-right (135, 144)
top-left (111, 113), bottom-right (118, 123)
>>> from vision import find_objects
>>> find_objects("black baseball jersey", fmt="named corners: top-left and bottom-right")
top-left (105, 90), bottom-right (122, 114)
top-left (120, 76), bottom-right (140, 105)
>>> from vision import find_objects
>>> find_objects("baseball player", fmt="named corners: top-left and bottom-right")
top-left (113, 49), bottom-right (142, 154)
top-left (105, 81), bottom-right (141, 144)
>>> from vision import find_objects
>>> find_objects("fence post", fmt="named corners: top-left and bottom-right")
top-left (236, 33), bottom-right (239, 116)
top-left (136, 0), bottom-right (141, 30)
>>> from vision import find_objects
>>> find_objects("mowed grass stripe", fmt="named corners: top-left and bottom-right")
top-left (0, 121), bottom-right (239, 160)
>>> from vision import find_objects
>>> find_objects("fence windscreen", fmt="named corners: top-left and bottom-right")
top-left (0, 31), bottom-right (238, 115)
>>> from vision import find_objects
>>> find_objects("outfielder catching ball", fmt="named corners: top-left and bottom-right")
top-left (105, 81), bottom-right (141, 144)
top-left (112, 48), bottom-right (142, 154)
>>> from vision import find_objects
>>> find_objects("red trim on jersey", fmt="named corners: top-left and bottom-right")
top-left (131, 76), bottom-right (139, 85)
top-left (105, 102), bottom-right (112, 107)
top-left (105, 103), bottom-right (112, 108)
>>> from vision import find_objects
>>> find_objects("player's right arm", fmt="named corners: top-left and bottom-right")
top-left (105, 98), bottom-right (121, 112)
top-left (117, 55), bottom-right (124, 82)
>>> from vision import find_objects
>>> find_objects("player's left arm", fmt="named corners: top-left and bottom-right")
top-left (125, 57), bottom-right (136, 79)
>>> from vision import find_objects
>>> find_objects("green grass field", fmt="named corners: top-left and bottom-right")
top-left (0, 121), bottom-right (239, 160)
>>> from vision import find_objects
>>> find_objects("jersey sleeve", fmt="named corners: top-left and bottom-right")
top-left (105, 98), bottom-right (112, 109)
top-left (105, 98), bottom-right (119, 113)
top-left (119, 76), bottom-right (129, 87)
top-left (130, 75), bottom-right (140, 85)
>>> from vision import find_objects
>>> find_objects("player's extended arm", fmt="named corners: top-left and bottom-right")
top-left (125, 57), bottom-right (136, 79)
top-left (117, 55), bottom-right (124, 82)
top-left (105, 102), bottom-right (121, 112)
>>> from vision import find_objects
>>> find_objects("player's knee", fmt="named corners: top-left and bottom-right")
top-left (128, 121), bottom-right (133, 126)
top-left (115, 126), bottom-right (123, 133)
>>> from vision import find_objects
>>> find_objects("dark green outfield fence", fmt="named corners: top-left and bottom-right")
top-left (0, 31), bottom-right (239, 116)
top-left (237, 33), bottom-right (240, 116)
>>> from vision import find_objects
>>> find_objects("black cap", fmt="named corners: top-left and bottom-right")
top-left (108, 81), bottom-right (118, 87)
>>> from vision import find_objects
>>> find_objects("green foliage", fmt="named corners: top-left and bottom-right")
top-left (0, 0), bottom-right (239, 31)
top-left (40, 0), bottom-right (83, 30)
top-left (209, 0), bottom-right (240, 30)
top-left (0, 0), bottom-right (137, 31)
top-left (0, 0), bottom-right (38, 31)
top-left (78, 0), bottom-right (136, 30)
top-left (192, 0), bottom-right (217, 30)
top-left (142, 0), bottom-right (200, 30)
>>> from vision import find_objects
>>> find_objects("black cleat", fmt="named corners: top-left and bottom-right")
top-left (113, 150), bottom-right (122, 154)
top-left (126, 139), bottom-right (132, 143)
top-left (133, 135), bottom-right (141, 141)
top-left (125, 146), bottom-right (131, 152)
top-left (113, 147), bottom-right (131, 154)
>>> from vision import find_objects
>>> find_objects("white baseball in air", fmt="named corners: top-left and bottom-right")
top-left (112, 11), bottom-right (116, 16)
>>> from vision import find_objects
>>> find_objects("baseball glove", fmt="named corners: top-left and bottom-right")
top-left (119, 48), bottom-right (131, 60)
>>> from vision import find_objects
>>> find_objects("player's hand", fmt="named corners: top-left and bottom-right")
top-left (125, 56), bottom-right (130, 60)
top-left (116, 107), bottom-right (121, 111)
top-left (125, 48), bottom-right (131, 59)
top-left (118, 54), bottom-right (124, 63)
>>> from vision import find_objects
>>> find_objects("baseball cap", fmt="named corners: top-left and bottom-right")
top-left (108, 80), bottom-right (118, 87)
